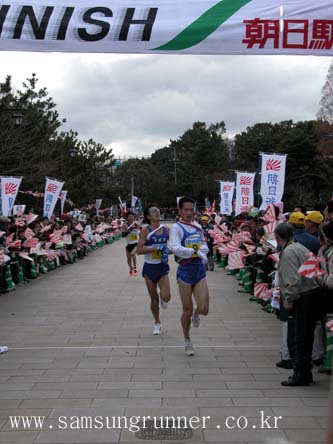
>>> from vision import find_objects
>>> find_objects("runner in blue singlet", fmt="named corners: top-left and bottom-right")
top-left (136, 204), bottom-right (171, 335)
top-left (170, 196), bottom-right (210, 356)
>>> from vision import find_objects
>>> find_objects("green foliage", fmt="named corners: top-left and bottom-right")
top-left (0, 74), bottom-right (114, 209)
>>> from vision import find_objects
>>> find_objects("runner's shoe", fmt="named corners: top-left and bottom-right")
top-left (153, 324), bottom-right (162, 335)
top-left (185, 343), bottom-right (194, 356)
top-left (192, 315), bottom-right (200, 328)
top-left (129, 268), bottom-right (133, 277)
top-left (160, 299), bottom-right (168, 310)
top-left (133, 269), bottom-right (138, 276)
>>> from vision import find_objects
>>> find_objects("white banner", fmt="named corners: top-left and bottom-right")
top-left (43, 177), bottom-right (64, 218)
top-left (1, 177), bottom-right (22, 217)
top-left (96, 198), bottom-right (102, 215)
top-left (60, 190), bottom-right (67, 215)
top-left (259, 153), bottom-right (287, 210)
top-left (13, 204), bottom-right (26, 216)
top-left (219, 181), bottom-right (235, 216)
top-left (235, 172), bottom-right (256, 216)
top-left (131, 195), bottom-right (138, 209)
top-left (0, 1), bottom-right (333, 56)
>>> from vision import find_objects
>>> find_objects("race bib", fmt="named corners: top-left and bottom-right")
top-left (129, 234), bottom-right (138, 241)
top-left (185, 242), bottom-right (200, 257)
top-left (152, 250), bottom-right (163, 260)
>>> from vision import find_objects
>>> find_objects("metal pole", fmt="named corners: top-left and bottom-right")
top-left (131, 176), bottom-right (134, 208)
top-left (173, 145), bottom-right (177, 185)
top-left (258, 152), bottom-right (262, 208)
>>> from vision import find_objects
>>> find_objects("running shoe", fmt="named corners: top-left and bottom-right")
top-left (185, 343), bottom-right (194, 356)
top-left (160, 299), bottom-right (168, 310)
top-left (133, 269), bottom-right (138, 276)
top-left (192, 315), bottom-right (200, 328)
top-left (129, 269), bottom-right (133, 277)
top-left (153, 324), bottom-right (162, 335)
top-left (0, 346), bottom-right (8, 354)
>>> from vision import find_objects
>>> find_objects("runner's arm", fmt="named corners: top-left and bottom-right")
top-left (170, 224), bottom-right (195, 258)
top-left (136, 228), bottom-right (159, 255)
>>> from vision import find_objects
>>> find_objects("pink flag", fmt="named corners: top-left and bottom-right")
top-left (50, 231), bottom-right (63, 244)
top-left (0, 250), bottom-right (4, 265)
top-left (41, 224), bottom-right (52, 233)
top-left (74, 223), bottom-right (83, 232)
top-left (61, 226), bottom-right (68, 234)
top-left (15, 219), bottom-right (25, 227)
top-left (23, 237), bottom-right (39, 248)
top-left (24, 228), bottom-right (34, 239)
top-left (263, 204), bottom-right (276, 223)
top-left (227, 239), bottom-right (242, 253)
top-left (9, 240), bottom-right (22, 249)
top-left (5, 233), bottom-right (14, 246)
top-left (19, 252), bottom-right (33, 262)
top-left (326, 320), bottom-right (333, 332)
top-left (27, 213), bottom-right (39, 224)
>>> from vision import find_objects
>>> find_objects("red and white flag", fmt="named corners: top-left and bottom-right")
top-left (227, 251), bottom-right (245, 269)
top-left (9, 240), bottom-right (21, 249)
top-left (75, 223), bottom-right (84, 231)
top-left (50, 231), bottom-right (63, 244)
top-left (23, 237), bottom-right (39, 248)
top-left (326, 320), bottom-right (333, 332)
top-left (254, 283), bottom-right (269, 299)
top-left (0, 250), bottom-right (5, 265)
top-left (298, 253), bottom-right (327, 278)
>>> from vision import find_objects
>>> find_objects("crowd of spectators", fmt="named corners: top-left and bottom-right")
top-left (0, 210), bottom-right (122, 293)
top-left (198, 201), bottom-right (333, 386)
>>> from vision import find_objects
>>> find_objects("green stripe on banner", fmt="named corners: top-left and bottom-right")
top-left (153, 0), bottom-right (252, 51)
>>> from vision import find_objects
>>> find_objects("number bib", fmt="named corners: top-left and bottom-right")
top-left (129, 234), bottom-right (138, 241)
top-left (152, 250), bottom-right (163, 260)
top-left (184, 233), bottom-right (201, 258)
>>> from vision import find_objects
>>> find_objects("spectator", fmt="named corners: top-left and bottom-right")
top-left (275, 223), bottom-right (321, 386)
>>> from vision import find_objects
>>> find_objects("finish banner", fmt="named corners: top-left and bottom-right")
top-left (0, 1), bottom-right (333, 55)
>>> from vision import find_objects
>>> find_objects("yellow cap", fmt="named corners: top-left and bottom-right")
top-left (305, 211), bottom-right (324, 225)
top-left (288, 212), bottom-right (305, 225)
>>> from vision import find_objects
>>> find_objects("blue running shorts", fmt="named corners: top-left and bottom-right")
top-left (142, 263), bottom-right (170, 284)
top-left (177, 263), bottom-right (206, 286)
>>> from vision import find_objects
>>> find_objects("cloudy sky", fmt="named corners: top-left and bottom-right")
top-left (0, 51), bottom-right (331, 157)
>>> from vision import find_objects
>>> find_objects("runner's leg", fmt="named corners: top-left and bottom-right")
top-left (144, 276), bottom-right (161, 325)
top-left (178, 282), bottom-right (194, 340)
top-left (193, 278), bottom-right (209, 318)
top-left (158, 274), bottom-right (171, 304)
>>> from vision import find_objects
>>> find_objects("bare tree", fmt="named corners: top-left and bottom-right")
top-left (317, 60), bottom-right (333, 124)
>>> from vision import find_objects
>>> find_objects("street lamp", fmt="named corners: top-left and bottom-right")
top-left (11, 112), bottom-right (23, 127)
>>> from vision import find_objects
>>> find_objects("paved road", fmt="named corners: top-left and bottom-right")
top-left (0, 236), bottom-right (330, 443)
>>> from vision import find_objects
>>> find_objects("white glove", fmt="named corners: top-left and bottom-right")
top-left (197, 250), bottom-right (208, 265)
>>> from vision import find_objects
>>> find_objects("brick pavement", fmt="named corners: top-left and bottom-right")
top-left (0, 235), bottom-right (331, 443)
